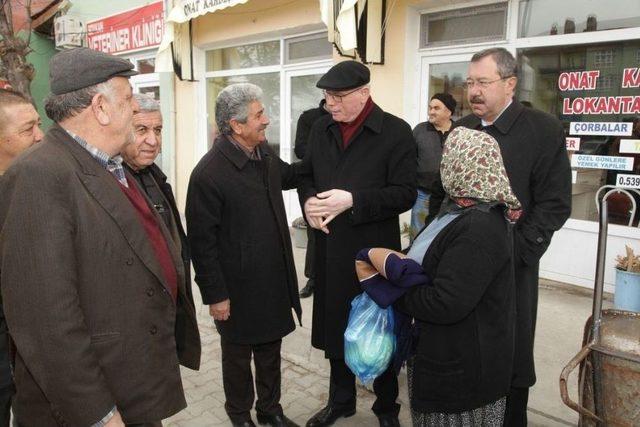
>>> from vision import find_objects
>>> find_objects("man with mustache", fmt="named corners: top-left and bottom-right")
top-left (299, 61), bottom-right (416, 427)
top-left (456, 47), bottom-right (572, 426)
top-left (187, 83), bottom-right (301, 427)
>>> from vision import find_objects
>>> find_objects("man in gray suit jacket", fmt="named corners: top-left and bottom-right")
top-left (0, 48), bottom-right (200, 426)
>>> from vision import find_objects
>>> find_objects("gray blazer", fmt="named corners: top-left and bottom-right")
top-left (0, 124), bottom-right (200, 426)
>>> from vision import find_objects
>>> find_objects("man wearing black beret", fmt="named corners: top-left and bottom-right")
top-left (0, 47), bottom-right (200, 426)
top-left (298, 60), bottom-right (417, 427)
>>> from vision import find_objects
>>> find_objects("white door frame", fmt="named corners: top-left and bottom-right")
top-left (281, 64), bottom-right (331, 224)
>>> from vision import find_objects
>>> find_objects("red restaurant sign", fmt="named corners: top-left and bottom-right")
top-left (87, 2), bottom-right (164, 55)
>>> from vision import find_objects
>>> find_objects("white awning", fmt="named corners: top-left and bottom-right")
top-left (320, 0), bottom-right (386, 64)
top-left (156, 0), bottom-right (249, 78)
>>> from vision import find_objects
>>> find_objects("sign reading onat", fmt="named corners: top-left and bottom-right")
top-left (569, 122), bottom-right (633, 136)
top-left (87, 2), bottom-right (164, 55)
top-left (571, 155), bottom-right (634, 171)
top-left (619, 139), bottom-right (640, 154)
top-left (566, 137), bottom-right (581, 151)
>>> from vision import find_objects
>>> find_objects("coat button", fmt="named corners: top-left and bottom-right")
top-left (125, 257), bottom-right (134, 266)
top-left (536, 237), bottom-right (544, 243)
top-left (149, 325), bottom-right (158, 335)
top-left (146, 288), bottom-right (155, 297)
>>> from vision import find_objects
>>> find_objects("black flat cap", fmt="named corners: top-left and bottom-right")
top-left (49, 47), bottom-right (138, 95)
top-left (316, 60), bottom-right (370, 91)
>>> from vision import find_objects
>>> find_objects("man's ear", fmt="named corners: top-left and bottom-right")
top-left (91, 92), bottom-right (110, 126)
top-left (229, 118), bottom-right (242, 136)
top-left (361, 86), bottom-right (370, 99)
top-left (506, 77), bottom-right (518, 96)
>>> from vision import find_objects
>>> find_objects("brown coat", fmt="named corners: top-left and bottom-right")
top-left (0, 124), bottom-right (200, 426)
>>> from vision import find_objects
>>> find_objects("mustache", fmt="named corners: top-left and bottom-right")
top-left (470, 96), bottom-right (484, 104)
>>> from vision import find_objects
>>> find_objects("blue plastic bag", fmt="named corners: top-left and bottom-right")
top-left (344, 293), bottom-right (396, 385)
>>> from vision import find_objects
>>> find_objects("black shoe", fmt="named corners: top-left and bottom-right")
top-left (232, 419), bottom-right (257, 427)
top-left (378, 415), bottom-right (400, 427)
top-left (299, 279), bottom-right (315, 298)
top-left (257, 413), bottom-right (299, 427)
top-left (305, 405), bottom-right (356, 427)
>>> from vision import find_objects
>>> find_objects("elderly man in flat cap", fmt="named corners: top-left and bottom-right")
top-left (298, 61), bottom-right (416, 427)
top-left (0, 47), bottom-right (200, 427)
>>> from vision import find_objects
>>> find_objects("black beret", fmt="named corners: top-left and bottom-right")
top-left (430, 93), bottom-right (457, 114)
top-left (316, 60), bottom-right (370, 91)
top-left (49, 47), bottom-right (138, 95)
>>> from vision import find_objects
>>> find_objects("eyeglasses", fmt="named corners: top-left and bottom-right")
top-left (323, 87), bottom-right (362, 103)
top-left (464, 76), bottom-right (514, 89)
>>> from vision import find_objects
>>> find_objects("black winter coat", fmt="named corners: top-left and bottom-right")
top-left (129, 163), bottom-right (200, 360)
top-left (397, 205), bottom-right (515, 413)
top-left (294, 100), bottom-right (328, 160)
top-left (186, 136), bottom-right (302, 345)
top-left (299, 103), bottom-right (417, 358)
top-left (455, 101), bottom-right (572, 387)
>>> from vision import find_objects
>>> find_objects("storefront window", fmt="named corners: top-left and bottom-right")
top-left (285, 34), bottom-right (333, 64)
top-left (137, 58), bottom-right (155, 74)
top-left (518, 0), bottom-right (640, 38)
top-left (206, 41), bottom-right (280, 72)
top-left (518, 41), bottom-right (640, 224)
top-left (206, 73), bottom-right (280, 151)
top-left (419, 3), bottom-right (507, 48)
top-left (428, 62), bottom-right (470, 121)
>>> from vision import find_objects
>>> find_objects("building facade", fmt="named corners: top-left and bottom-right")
top-left (165, 0), bottom-right (640, 292)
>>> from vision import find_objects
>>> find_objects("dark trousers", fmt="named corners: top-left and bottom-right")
top-left (221, 338), bottom-right (283, 423)
top-left (127, 422), bottom-right (162, 427)
top-left (304, 227), bottom-right (316, 279)
top-left (328, 358), bottom-right (400, 417)
top-left (0, 385), bottom-right (11, 427)
top-left (503, 386), bottom-right (529, 426)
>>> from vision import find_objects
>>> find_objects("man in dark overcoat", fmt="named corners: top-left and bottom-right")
top-left (299, 61), bottom-right (417, 427)
top-left (0, 48), bottom-right (200, 426)
top-left (186, 83), bottom-right (301, 427)
top-left (455, 47), bottom-right (572, 426)
top-left (293, 99), bottom-right (329, 298)
top-left (121, 94), bottom-right (198, 321)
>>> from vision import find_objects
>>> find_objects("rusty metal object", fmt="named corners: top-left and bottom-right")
top-left (560, 199), bottom-right (640, 426)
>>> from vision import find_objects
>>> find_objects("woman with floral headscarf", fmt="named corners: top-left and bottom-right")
top-left (391, 126), bottom-right (521, 426)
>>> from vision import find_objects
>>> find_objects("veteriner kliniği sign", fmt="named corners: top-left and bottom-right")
top-left (87, 2), bottom-right (164, 55)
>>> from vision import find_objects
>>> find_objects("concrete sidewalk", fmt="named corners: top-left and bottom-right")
top-left (167, 243), bottom-right (600, 426)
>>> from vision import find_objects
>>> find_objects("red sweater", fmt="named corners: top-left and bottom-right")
top-left (119, 177), bottom-right (178, 303)
top-left (338, 97), bottom-right (375, 149)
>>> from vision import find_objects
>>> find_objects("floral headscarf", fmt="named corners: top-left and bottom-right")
top-left (441, 126), bottom-right (522, 220)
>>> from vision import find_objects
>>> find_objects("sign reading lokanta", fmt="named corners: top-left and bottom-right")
top-left (571, 154), bottom-right (634, 171)
top-left (87, 2), bottom-right (164, 55)
top-left (559, 68), bottom-right (640, 115)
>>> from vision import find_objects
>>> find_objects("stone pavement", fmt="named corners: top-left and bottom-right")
top-left (166, 242), bottom-right (597, 426)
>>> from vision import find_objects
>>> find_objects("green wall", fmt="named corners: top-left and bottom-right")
top-left (26, 32), bottom-right (56, 130)
top-left (26, 0), bottom-right (158, 130)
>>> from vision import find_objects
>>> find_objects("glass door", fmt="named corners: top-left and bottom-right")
top-left (419, 54), bottom-right (473, 123)
top-left (282, 67), bottom-right (329, 223)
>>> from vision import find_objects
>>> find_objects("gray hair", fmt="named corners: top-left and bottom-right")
top-left (471, 47), bottom-right (518, 79)
top-left (215, 83), bottom-right (263, 136)
top-left (134, 93), bottom-right (160, 113)
top-left (44, 80), bottom-right (114, 123)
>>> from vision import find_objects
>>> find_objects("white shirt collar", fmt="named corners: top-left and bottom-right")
top-left (481, 99), bottom-right (513, 127)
